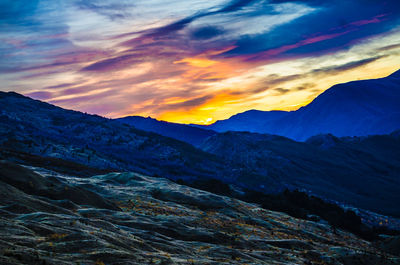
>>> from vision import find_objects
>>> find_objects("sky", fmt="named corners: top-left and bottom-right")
top-left (1, 0), bottom-right (400, 124)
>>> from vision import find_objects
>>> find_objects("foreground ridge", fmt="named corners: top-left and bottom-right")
top-left (0, 161), bottom-right (399, 264)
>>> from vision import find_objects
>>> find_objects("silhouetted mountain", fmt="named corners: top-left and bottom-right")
top-left (202, 70), bottom-right (400, 140)
top-left (197, 110), bottom-right (289, 133)
top-left (117, 116), bottom-right (216, 146)
top-left (0, 91), bottom-right (227, 181)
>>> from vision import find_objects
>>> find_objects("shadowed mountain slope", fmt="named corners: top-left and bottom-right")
top-left (200, 131), bottom-right (400, 217)
top-left (117, 116), bottom-right (216, 147)
top-left (202, 70), bottom-right (400, 141)
top-left (0, 91), bottom-right (227, 181)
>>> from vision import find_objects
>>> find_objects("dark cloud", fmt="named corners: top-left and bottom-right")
top-left (312, 56), bottom-right (385, 75)
top-left (191, 26), bottom-right (225, 40)
top-left (122, 0), bottom-right (266, 43)
top-left (217, 0), bottom-right (257, 13)
top-left (227, 85), bottom-right (272, 97)
top-left (81, 54), bottom-right (142, 72)
top-left (176, 95), bottom-right (212, 108)
top-left (75, 0), bottom-right (135, 20)
top-left (226, 1), bottom-right (400, 58)
top-left (256, 57), bottom-right (386, 87)
top-left (148, 16), bottom-right (198, 38)
top-left (45, 83), bottom-right (77, 90)
top-left (296, 82), bottom-right (316, 91)
top-left (274, 87), bottom-right (291, 94)
top-left (377, 43), bottom-right (400, 51)
top-left (137, 0), bottom-right (261, 40)
top-left (264, 74), bottom-right (303, 85)
top-left (157, 95), bottom-right (214, 112)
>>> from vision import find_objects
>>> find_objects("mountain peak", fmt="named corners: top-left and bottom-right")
top-left (203, 71), bottom-right (400, 140)
top-left (389, 69), bottom-right (400, 78)
top-left (0, 91), bottom-right (26, 99)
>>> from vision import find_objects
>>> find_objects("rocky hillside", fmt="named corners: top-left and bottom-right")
top-left (0, 91), bottom-right (228, 181)
top-left (1, 160), bottom-right (399, 265)
top-left (200, 131), bottom-right (400, 218)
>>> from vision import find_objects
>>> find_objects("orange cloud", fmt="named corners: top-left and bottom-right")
top-left (175, 57), bottom-right (217, 68)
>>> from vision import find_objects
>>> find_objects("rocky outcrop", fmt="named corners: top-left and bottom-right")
top-left (0, 161), bottom-right (398, 264)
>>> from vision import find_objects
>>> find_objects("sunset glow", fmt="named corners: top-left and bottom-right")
top-left (1, 0), bottom-right (399, 123)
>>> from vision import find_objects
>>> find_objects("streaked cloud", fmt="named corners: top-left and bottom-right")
top-left (0, 0), bottom-right (399, 124)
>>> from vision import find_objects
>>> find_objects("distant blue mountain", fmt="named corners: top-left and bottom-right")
top-left (116, 116), bottom-right (216, 146)
top-left (201, 69), bottom-right (400, 141)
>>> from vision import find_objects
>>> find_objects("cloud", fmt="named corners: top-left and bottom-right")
top-left (167, 95), bottom-right (213, 109)
top-left (274, 87), bottom-right (291, 94)
top-left (228, 86), bottom-right (271, 96)
top-left (0, 48), bottom-right (109, 74)
top-left (121, 0), bottom-right (278, 47)
top-left (227, 0), bottom-right (400, 58)
top-left (296, 83), bottom-right (315, 91)
top-left (75, 0), bottom-right (135, 20)
top-left (26, 91), bottom-right (53, 100)
top-left (377, 43), bottom-right (400, 51)
top-left (216, 0), bottom-right (257, 13)
top-left (81, 54), bottom-right (142, 72)
top-left (312, 56), bottom-right (386, 75)
top-left (45, 83), bottom-right (78, 90)
top-left (190, 26), bottom-right (225, 40)
top-left (136, 95), bottom-right (214, 115)
top-left (264, 74), bottom-right (303, 85)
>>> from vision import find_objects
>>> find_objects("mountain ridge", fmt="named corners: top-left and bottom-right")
top-left (200, 69), bottom-right (400, 141)
top-left (1, 90), bottom-right (400, 217)
top-left (117, 115), bottom-right (216, 147)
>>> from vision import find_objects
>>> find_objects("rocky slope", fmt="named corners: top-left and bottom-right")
top-left (0, 91), bottom-right (228, 181)
top-left (202, 69), bottom-right (400, 140)
top-left (1, 160), bottom-right (399, 265)
top-left (200, 131), bottom-right (400, 217)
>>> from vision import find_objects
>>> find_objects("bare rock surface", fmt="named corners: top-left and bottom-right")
top-left (1, 162), bottom-right (399, 264)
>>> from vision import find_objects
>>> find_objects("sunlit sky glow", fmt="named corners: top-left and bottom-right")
top-left (1, 0), bottom-right (400, 124)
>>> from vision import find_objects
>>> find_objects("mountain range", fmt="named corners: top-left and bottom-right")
top-left (114, 70), bottom-right (400, 145)
top-left (116, 70), bottom-right (400, 144)
top-left (1, 90), bottom-right (400, 218)
top-left (199, 69), bottom-right (400, 140)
